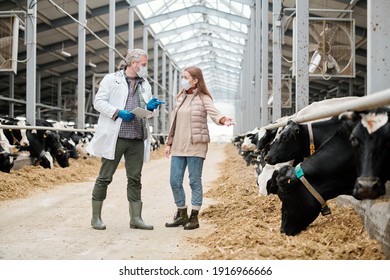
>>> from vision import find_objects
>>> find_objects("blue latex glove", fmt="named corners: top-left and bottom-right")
top-left (147, 97), bottom-right (165, 111)
top-left (118, 110), bottom-right (135, 121)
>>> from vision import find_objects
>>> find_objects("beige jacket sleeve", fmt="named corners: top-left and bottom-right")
top-left (202, 95), bottom-right (225, 125)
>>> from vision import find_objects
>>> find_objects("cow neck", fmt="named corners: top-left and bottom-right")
top-left (295, 163), bottom-right (331, 216)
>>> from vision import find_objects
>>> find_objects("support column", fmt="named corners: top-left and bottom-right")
top-left (36, 72), bottom-right (41, 119)
top-left (272, 0), bottom-right (282, 121)
top-left (241, 36), bottom-right (250, 132)
top-left (367, 0), bottom-right (390, 259)
top-left (9, 73), bottom-right (14, 117)
top-left (367, 0), bottom-right (390, 95)
top-left (128, 5), bottom-right (135, 50)
top-left (161, 50), bottom-right (167, 134)
top-left (255, 0), bottom-right (261, 127)
top-left (26, 0), bottom-right (37, 125)
top-left (170, 67), bottom-right (178, 129)
top-left (57, 79), bottom-right (62, 121)
top-left (153, 40), bottom-right (159, 134)
top-left (260, 0), bottom-right (269, 126)
top-left (78, 0), bottom-right (86, 128)
top-left (295, 0), bottom-right (309, 111)
top-left (168, 61), bottom-right (173, 131)
top-left (108, 0), bottom-right (115, 73)
top-left (143, 26), bottom-right (148, 52)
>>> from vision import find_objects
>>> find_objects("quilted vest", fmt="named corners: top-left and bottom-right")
top-left (168, 90), bottom-right (210, 144)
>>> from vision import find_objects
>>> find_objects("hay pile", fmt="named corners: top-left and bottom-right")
top-left (0, 158), bottom-right (102, 201)
top-left (0, 147), bottom-right (166, 201)
top-left (191, 144), bottom-right (386, 260)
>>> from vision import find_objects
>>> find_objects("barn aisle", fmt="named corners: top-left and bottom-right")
top-left (0, 143), bottom-right (228, 260)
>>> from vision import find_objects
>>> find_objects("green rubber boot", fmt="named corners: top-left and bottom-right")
top-left (91, 200), bottom-right (106, 230)
top-left (129, 201), bottom-right (154, 230)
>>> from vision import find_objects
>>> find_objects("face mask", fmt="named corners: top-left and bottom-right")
top-left (136, 66), bottom-right (148, 78)
top-left (181, 78), bottom-right (191, 90)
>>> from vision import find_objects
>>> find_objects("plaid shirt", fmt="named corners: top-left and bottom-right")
top-left (118, 75), bottom-right (144, 139)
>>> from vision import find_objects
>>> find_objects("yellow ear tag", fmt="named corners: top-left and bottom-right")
top-left (288, 179), bottom-right (291, 184)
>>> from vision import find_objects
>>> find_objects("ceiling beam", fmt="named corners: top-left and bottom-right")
top-left (154, 22), bottom-right (247, 40)
top-left (164, 34), bottom-right (245, 52)
top-left (143, 5), bottom-right (250, 26)
top-left (171, 45), bottom-right (243, 60)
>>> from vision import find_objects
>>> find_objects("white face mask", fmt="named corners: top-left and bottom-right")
top-left (137, 66), bottom-right (148, 78)
top-left (181, 78), bottom-right (191, 90)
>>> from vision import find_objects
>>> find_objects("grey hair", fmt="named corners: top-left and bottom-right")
top-left (117, 49), bottom-right (148, 70)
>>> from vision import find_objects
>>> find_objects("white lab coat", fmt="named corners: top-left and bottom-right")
top-left (86, 69), bottom-right (153, 161)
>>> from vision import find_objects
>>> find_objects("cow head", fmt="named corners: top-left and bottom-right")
top-left (0, 150), bottom-right (14, 173)
top-left (76, 138), bottom-right (91, 159)
top-left (275, 165), bottom-right (321, 236)
top-left (349, 109), bottom-right (389, 200)
top-left (266, 168), bottom-right (279, 195)
top-left (26, 130), bottom-right (53, 169)
top-left (33, 150), bottom-right (54, 169)
top-left (16, 120), bottom-right (30, 147)
top-left (0, 128), bottom-right (17, 173)
top-left (241, 128), bottom-right (261, 152)
top-left (256, 128), bottom-right (277, 152)
top-left (265, 120), bottom-right (301, 165)
top-left (60, 137), bottom-right (79, 159)
top-left (44, 130), bottom-right (70, 168)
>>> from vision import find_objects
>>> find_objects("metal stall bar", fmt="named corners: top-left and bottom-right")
top-left (262, 88), bottom-right (390, 130)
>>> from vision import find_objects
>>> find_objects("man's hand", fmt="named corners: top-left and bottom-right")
top-left (118, 110), bottom-right (135, 121)
top-left (147, 97), bottom-right (165, 111)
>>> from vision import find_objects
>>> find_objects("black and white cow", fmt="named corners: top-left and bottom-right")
top-left (25, 129), bottom-right (54, 169)
top-left (349, 107), bottom-right (389, 199)
top-left (264, 117), bottom-right (342, 165)
top-left (0, 128), bottom-right (17, 173)
top-left (272, 120), bottom-right (358, 236)
top-left (52, 122), bottom-right (80, 159)
top-left (241, 127), bottom-right (262, 152)
top-left (150, 135), bottom-right (160, 151)
top-left (157, 135), bottom-right (166, 145)
top-left (75, 136), bottom-right (92, 159)
top-left (0, 117), bottom-right (30, 148)
top-left (232, 134), bottom-right (246, 150)
top-left (65, 129), bottom-right (93, 159)
top-left (1, 117), bottom-right (53, 170)
top-left (35, 119), bottom-right (70, 168)
top-left (256, 97), bottom-right (362, 197)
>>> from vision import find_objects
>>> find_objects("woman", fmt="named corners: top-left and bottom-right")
top-left (165, 66), bottom-right (235, 230)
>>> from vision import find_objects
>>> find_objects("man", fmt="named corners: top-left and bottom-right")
top-left (87, 49), bottom-right (164, 230)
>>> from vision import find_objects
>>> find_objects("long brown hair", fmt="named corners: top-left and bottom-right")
top-left (178, 66), bottom-right (213, 99)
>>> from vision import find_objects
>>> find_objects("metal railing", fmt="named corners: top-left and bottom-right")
top-left (263, 88), bottom-right (390, 130)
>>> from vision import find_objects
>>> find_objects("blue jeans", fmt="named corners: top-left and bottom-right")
top-left (170, 156), bottom-right (204, 208)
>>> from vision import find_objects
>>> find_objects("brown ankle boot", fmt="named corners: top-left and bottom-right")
top-left (165, 208), bottom-right (188, 227)
top-left (184, 209), bottom-right (199, 230)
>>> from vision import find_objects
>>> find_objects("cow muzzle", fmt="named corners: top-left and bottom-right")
top-left (353, 177), bottom-right (386, 200)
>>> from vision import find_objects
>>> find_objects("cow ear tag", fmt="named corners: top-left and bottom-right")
top-left (295, 165), bottom-right (304, 179)
top-left (321, 204), bottom-right (331, 216)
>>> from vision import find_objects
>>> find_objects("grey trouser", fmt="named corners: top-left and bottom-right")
top-left (92, 138), bottom-right (144, 202)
